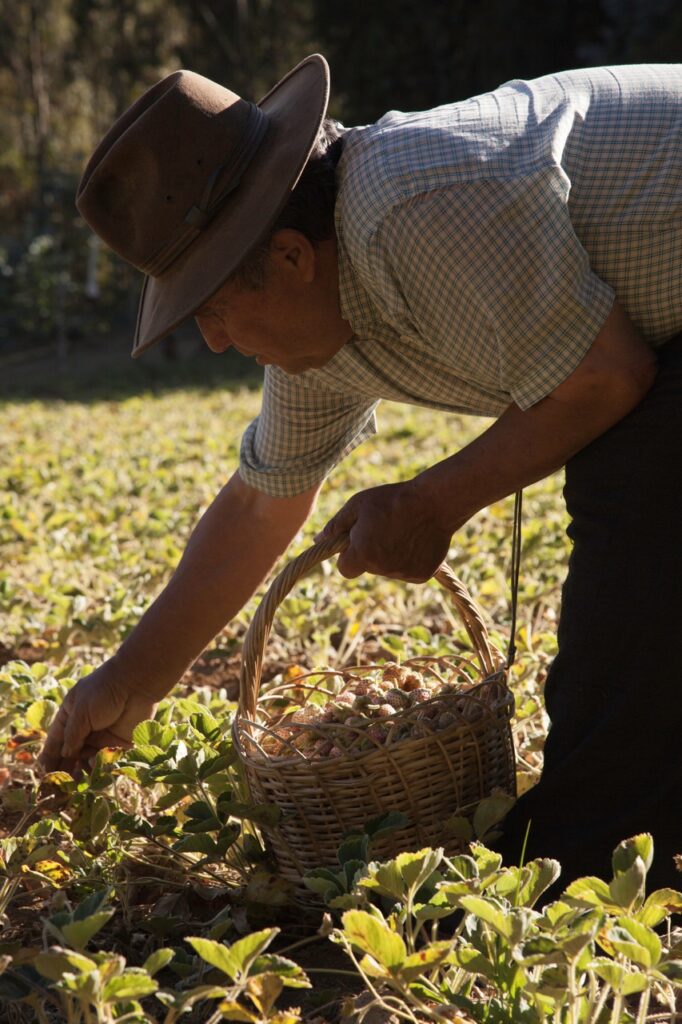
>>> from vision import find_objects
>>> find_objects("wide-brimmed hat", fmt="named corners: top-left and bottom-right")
top-left (76, 54), bottom-right (330, 358)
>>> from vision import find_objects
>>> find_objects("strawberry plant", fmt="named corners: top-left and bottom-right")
top-left (2, 389), bottom-right (679, 1022)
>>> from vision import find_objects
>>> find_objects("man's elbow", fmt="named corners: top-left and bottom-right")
top-left (229, 470), bottom-right (320, 530)
top-left (617, 345), bottom-right (657, 409)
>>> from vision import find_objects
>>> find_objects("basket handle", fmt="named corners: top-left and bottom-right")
top-left (238, 535), bottom-right (504, 719)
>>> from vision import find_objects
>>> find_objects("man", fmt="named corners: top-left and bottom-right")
top-left (42, 55), bottom-right (682, 889)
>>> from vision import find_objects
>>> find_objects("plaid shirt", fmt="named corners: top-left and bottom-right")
top-left (240, 64), bottom-right (682, 497)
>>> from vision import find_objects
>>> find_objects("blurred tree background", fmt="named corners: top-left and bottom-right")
top-left (0, 0), bottom-right (680, 377)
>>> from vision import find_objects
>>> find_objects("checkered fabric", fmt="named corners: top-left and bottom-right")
top-left (240, 64), bottom-right (682, 496)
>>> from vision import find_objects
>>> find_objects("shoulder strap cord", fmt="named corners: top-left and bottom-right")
top-left (506, 489), bottom-right (523, 669)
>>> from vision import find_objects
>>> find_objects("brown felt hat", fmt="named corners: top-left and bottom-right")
top-left (76, 54), bottom-right (330, 358)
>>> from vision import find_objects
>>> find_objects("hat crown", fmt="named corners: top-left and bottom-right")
top-left (77, 71), bottom-right (265, 274)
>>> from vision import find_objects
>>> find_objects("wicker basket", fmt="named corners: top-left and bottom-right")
top-left (234, 534), bottom-right (516, 898)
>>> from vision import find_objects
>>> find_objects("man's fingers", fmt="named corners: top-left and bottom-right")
top-left (316, 501), bottom-right (357, 542)
top-left (61, 702), bottom-right (92, 760)
top-left (40, 697), bottom-right (73, 771)
top-left (40, 722), bottom-right (66, 771)
top-left (336, 542), bottom-right (366, 579)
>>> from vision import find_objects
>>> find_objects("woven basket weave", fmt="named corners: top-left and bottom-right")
top-left (234, 534), bottom-right (516, 897)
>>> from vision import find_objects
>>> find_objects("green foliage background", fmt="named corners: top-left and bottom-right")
top-left (1, 0), bottom-right (680, 361)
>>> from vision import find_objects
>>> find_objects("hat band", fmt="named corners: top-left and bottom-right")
top-left (141, 102), bottom-right (269, 278)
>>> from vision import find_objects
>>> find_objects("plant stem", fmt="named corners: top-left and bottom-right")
top-left (609, 990), bottom-right (623, 1024)
top-left (568, 958), bottom-right (579, 1024)
top-left (586, 981), bottom-right (611, 1024)
top-left (635, 985), bottom-right (650, 1024)
top-left (276, 933), bottom-right (323, 957)
top-left (304, 967), bottom-right (361, 978)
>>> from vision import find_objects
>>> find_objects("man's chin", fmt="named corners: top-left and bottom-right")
top-left (277, 355), bottom-right (328, 375)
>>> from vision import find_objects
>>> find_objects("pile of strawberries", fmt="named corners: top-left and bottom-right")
top-left (258, 663), bottom-right (469, 760)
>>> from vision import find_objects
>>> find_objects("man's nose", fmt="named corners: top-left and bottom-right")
top-left (195, 315), bottom-right (232, 353)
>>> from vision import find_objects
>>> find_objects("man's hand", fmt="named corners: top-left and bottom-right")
top-left (320, 302), bottom-right (656, 582)
top-left (40, 472), bottom-right (321, 774)
top-left (40, 660), bottom-right (157, 772)
top-left (319, 479), bottom-right (453, 581)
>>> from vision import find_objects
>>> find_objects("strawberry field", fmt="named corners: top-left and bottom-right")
top-left (2, 383), bottom-right (681, 1023)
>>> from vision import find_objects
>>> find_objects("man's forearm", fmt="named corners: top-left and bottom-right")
top-left (112, 472), bottom-right (319, 700)
top-left (416, 305), bottom-right (657, 532)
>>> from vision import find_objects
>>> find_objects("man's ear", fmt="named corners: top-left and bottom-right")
top-left (269, 229), bottom-right (316, 284)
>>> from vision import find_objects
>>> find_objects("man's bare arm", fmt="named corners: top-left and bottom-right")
top-left (322, 301), bottom-right (657, 580)
top-left (115, 471), bottom-right (321, 698)
top-left (417, 299), bottom-right (657, 531)
top-left (41, 472), bottom-right (320, 767)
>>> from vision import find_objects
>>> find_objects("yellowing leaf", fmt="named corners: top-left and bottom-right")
top-left (341, 910), bottom-right (406, 972)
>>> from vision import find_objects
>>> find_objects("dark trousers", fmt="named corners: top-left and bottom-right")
top-left (497, 332), bottom-right (682, 892)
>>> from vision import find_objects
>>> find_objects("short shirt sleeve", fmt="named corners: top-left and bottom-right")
top-left (380, 169), bottom-right (616, 409)
top-left (238, 365), bottom-right (378, 497)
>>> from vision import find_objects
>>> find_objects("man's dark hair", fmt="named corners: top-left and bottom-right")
top-left (230, 118), bottom-right (344, 289)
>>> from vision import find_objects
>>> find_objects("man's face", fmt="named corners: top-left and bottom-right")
top-left (194, 231), bottom-right (352, 375)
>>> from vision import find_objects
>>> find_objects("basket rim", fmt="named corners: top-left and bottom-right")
top-left (238, 534), bottom-right (507, 721)
top-left (233, 668), bottom-right (512, 770)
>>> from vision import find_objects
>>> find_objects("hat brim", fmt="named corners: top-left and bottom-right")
top-left (132, 54), bottom-right (330, 358)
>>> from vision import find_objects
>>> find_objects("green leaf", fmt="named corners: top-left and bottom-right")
top-left (363, 810), bottom-right (410, 840)
top-left (473, 792), bottom-right (516, 840)
top-left (303, 867), bottom-right (345, 902)
top-left (25, 699), bottom-right (58, 730)
top-left (111, 812), bottom-right (153, 838)
top-left (470, 843), bottom-right (504, 878)
top-left (448, 943), bottom-right (498, 980)
top-left (245, 973), bottom-right (284, 1015)
top-left (143, 948), bottom-right (175, 976)
top-left (34, 949), bottom-right (97, 981)
top-left (245, 869), bottom-right (292, 908)
top-left (564, 876), bottom-right (614, 908)
top-left (181, 800), bottom-right (222, 832)
top-left (397, 848), bottom-right (443, 892)
top-left (218, 1001), bottom-right (258, 1022)
top-left (380, 634), bottom-right (405, 655)
top-left (189, 711), bottom-right (221, 740)
top-left (519, 859), bottom-right (562, 906)
top-left (400, 941), bottom-right (455, 983)
top-left (187, 930), bottom-right (278, 982)
top-left (173, 834), bottom-right (219, 856)
top-left (518, 936), bottom-right (561, 966)
top-left (89, 795), bottom-right (110, 836)
top-left (73, 889), bottom-right (112, 922)
top-left (407, 626), bottom-right (432, 643)
top-left (656, 959), bottom-right (682, 983)
top-left (341, 910), bottom-right (406, 972)
top-left (198, 753), bottom-right (237, 779)
top-left (41, 770), bottom-right (76, 791)
top-left (609, 858), bottom-right (646, 910)
top-left (413, 891), bottom-right (457, 922)
top-left (612, 834), bottom-right (654, 875)
top-left (185, 800), bottom-right (216, 820)
top-left (219, 801), bottom-right (281, 827)
top-left (444, 814), bottom-right (474, 842)
top-left (638, 888), bottom-right (682, 927)
top-left (459, 895), bottom-right (513, 940)
top-left (132, 720), bottom-right (175, 750)
top-left (361, 860), bottom-right (406, 902)
top-left (588, 958), bottom-right (647, 996)
top-left (62, 910), bottom-right (115, 950)
top-left (156, 985), bottom-right (229, 1011)
top-left (102, 971), bottom-right (158, 1001)
top-left (216, 824), bottom-right (241, 854)
top-left (251, 955), bottom-right (310, 987)
top-left (337, 833), bottom-right (369, 866)
top-left (606, 919), bottom-right (661, 968)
